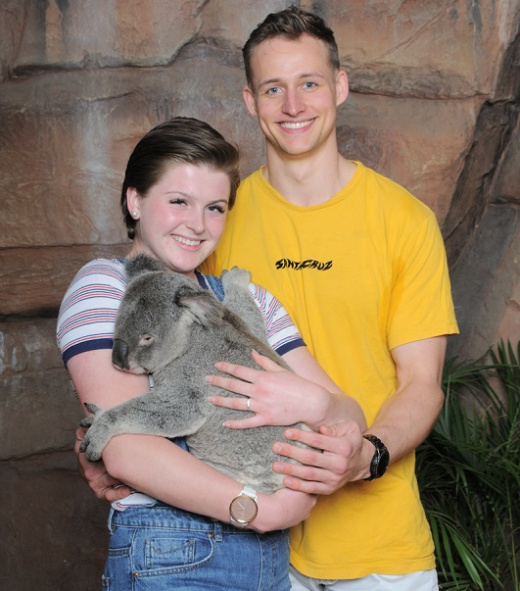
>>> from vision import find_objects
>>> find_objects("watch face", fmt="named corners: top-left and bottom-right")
top-left (230, 495), bottom-right (258, 524)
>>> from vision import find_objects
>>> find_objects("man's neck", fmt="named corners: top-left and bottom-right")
top-left (263, 149), bottom-right (357, 207)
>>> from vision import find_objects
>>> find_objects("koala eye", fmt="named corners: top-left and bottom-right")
top-left (139, 334), bottom-right (154, 346)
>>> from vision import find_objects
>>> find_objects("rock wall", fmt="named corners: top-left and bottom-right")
top-left (0, 1), bottom-right (518, 588)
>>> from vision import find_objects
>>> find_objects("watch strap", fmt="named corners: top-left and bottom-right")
top-left (240, 486), bottom-right (258, 501)
top-left (363, 434), bottom-right (390, 481)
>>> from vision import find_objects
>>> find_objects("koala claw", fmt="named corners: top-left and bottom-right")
top-left (79, 415), bottom-right (94, 428)
top-left (78, 403), bottom-right (108, 461)
top-left (84, 402), bottom-right (102, 415)
top-left (78, 429), bottom-right (104, 461)
top-left (222, 267), bottom-right (251, 290)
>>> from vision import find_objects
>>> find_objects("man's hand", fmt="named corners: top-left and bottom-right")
top-left (75, 426), bottom-right (132, 502)
top-left (271, 420), bottom-right (369, 495)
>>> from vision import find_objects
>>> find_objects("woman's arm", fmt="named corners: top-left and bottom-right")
top-left (68, 349), bottom-right (315, 531)
top-left (207, 347), bottom-right (367, 431)
top-left (101, 428), bottom-right (316, 531)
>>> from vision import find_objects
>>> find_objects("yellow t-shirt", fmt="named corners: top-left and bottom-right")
top-left (203, 161), bottom-right (459, 578)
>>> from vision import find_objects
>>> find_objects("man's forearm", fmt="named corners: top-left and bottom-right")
top-left (364, 381), bottom-right (444, 464)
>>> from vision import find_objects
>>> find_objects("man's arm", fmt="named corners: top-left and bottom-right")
top-left (270, 335), bottom-right (446, 493)
top-left (359, 335), bottom-right (446, 465)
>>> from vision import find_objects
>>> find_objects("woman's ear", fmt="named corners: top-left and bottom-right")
top-left (126, 187), bottom-right (141, 220)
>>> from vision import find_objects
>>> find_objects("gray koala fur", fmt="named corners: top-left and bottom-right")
top-left (79, 253), bottom-right (307, 494)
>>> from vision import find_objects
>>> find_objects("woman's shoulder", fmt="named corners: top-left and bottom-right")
top-left (69, 257), bottom-right (127, 288)
top-left (247, 281), bottom-right (286, 319)
top-left (57, 258), bottom-right (127, 358)
top-left (77, 257), bottom-right (126, 276)
top-left (59, 258), bottom-right (127, 317)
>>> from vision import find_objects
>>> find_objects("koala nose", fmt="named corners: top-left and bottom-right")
top-left (112, 339), bottom-right (130, 370)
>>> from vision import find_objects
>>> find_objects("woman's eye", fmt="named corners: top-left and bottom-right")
top-left (170, 199), bottom-right (186, 206)
top-left (208, 205), bottom-right (226, 214)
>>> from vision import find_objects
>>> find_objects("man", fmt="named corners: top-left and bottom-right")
top-left (79, 6), bottom-right (458, 589)
top-left (204, 7), bottom-right (458, 590)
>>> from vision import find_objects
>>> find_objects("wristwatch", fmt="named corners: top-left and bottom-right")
top-left (229, 486), bottom-right (258, 528)
top-left (363, 434), bottom-right (390, 481)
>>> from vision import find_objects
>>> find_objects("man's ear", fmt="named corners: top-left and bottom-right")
top-left (243, 85), bottom-right (258, 117)
top-left (336, 69), bottom-right (349, 107)
top-left (126, 187), bottom-right (141, 219)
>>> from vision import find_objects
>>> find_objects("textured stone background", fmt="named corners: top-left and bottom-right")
top-left (0, 1), bottom-right (519, 588)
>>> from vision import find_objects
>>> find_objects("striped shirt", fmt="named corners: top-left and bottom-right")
top-left (57, 258), bottom-right (304, 365)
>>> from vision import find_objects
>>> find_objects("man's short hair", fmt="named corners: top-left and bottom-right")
top-left (243, 6), bottom-right (340, 88)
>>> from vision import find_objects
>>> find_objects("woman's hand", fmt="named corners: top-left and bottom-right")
top-left (271, 420), bottom-right (369, 495)
top-left (251, 487), bottom-right (317, 533)
top-left (207, 350), bottom-right (330, 428)
top-left (75, 426), bottom-right (132, 502)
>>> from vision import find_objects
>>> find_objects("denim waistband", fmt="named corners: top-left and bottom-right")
top-left (108, 501), bottom-right (280, 539)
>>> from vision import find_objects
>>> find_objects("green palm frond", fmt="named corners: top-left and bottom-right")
top-left (416, 340), bottom-right (520, 591)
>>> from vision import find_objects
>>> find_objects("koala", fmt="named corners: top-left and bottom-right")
top-left (79, 253), bottom-right (307, 494)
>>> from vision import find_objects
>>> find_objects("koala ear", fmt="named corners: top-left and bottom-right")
top-left (176, 286), bottom-right (224, 328)
top-left (126, 254), bottom-right (165, 280)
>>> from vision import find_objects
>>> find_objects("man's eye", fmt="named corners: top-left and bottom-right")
top-left (303, 81), bottom-right (317, 89)
top-left (266, 86), bottom-right (282, 95)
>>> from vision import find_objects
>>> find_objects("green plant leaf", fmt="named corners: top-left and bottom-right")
top-left (417, 340), bottom-right (520, 590)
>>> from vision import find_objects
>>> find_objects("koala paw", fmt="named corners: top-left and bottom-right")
top-left (79, 415), bottom-right (94, 429)
top-left (222, 267), bottom-right (251, 291)
top-left (78, 405), bottom-right (111, 462)
top-left (78, 435), bottom-right (99, 462)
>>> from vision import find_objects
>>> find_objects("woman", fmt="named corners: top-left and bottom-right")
top-left (57, 117), bottom-right (365, 590)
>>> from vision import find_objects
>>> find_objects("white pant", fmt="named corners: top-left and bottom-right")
top-left (290, 565), bottom-right (439, 590)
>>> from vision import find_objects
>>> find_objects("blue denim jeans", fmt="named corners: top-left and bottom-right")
top-left (101, 502), bottom-right (290, 590)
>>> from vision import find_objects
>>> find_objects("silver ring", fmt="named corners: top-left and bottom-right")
top-left (246, 398), bottom-right (251, 410)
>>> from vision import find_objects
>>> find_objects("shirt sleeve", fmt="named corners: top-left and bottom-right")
top-left (387, 212), bottom-right (459, 350)
top-left (56, 259), bottom-right (127, 366)
top-left (247, 282), bottom-right (305, 356)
